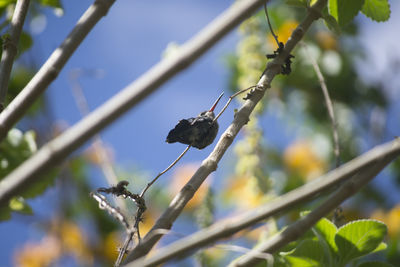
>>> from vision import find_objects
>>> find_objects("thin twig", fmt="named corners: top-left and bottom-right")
top-left (68, 69), bottom-right (127, 212)
top-left (124, 0), bottom-right (328, 263)
top-left (301, 43), bottom-right (340, 167)
top-left (0, 0), bottom-right (272, 207)
top-left (0, 0), bottom-right (31, 111)
top-left (213, 85), bottom-right (258, 123)
top-left (93, 181), bottom-right (145, 267)
top-left (140, 145), bottom-right (191, 197)
top-left (132, 145), bottom-right (190, 246)
top-left (124, 138), bottom-right (400, 267)
top-left (90, 192), bottom-right (130, 230)
top-left (231, 157), bottom-right (393, 266)
top-left (0, 0), bottom-right (117, 141)
top-left (264, 0), bottom-right (280, 48)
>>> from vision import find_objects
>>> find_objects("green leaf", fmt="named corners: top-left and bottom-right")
top-left (361, 0), bottom-right (390, 22)
top-left (18, 32), bottom-right (33, 56)
top-left (285, 0), bottom-right (309, 8)
top-left (0, 0), bottom-right (15, 8)
top-left (0, 206), bottom-right (11, 221)
top-left (322, 7), bottom-right (341, 35)
top-left (335, 219), bottom-right (387, 263)
top-left (372, 242), bottom-right (387, 253)
top-left (9, 196), bottom-right (33, 215)
top-left (290, 239), bottom-right (326, 262)
top-left (284, 256), bottom-right (320, 267)
top-left (39, 0), bottom-right (62, 8)
top-left (328, 0), bottom-right (365, 27)
top-left (313, 217), bottom-right (338, 253)
top-left (357, 261), bottom-right (396, 267)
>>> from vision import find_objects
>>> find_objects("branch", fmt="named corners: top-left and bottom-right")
top-left (0, 0), bottom-right (31, 111)
top-left (301, 43), bottom-right (340, 167)
top-left (231, 153), bottom-right (395, 266)
top-left (123, 138), bottom-right (400, 267)
top-left (0, 0), bottom-right (270, 207)
top-left (124, 0), bottom-right (328, 263)
top-left (0, 0), bottom-right (117, 141)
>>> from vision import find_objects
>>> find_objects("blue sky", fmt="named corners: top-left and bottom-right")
top-left (1, 0), bottom-right (399, 265)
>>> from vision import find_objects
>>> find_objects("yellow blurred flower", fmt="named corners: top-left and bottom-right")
top-left (14, 236), bottom-right (61, 267)
top-left (268, 21), bottom-right (298, 46)
top-left (140, 211), bottom-right (156, 237)
top-left (15, 219), bottom-right (94, 267)
top-left (58, 221), bottom-right (93, 264)
top-left (225, 175), bottom-right (269, 209)
top-left (102, 231), bottom-right (121, 263)
top-left (169, 163), bottom-right (211, 210)
top-left (371, 205), bottom-right (400, 238)
top-left (284, 140), bottom-right (326, 180)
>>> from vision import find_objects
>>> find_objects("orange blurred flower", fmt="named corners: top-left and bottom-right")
top-left (14, 236), bottom-right (61, 267)
top-left (268, 20), bottom-right (298, 46)
top-left (371, 205), bottom-right (400, 238)
top-left (224, 175), bottom-right (269, 209)
top-left (14, 219), bottom-right (93, 267)
top-left (315, 31), bottom-right (338, 50)
top-left (169, 163), bottom-right (211, 210)
top-left (284, 140), bottom-right (326, 180)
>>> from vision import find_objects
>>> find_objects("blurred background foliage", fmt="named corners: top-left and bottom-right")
top-left (0, 0), bottom-right (399, 266)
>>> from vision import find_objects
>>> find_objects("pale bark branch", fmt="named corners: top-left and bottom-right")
top-left (0, 0), bottom-right (270, 207)
top-left (124, 0), bottom-right (328, 263)
top-left (124, 138), bottom-right (400, 267)
top-left (0, 0), bottom-right (117, 140)
top-left (0, 0), bottom-right (31, 111)
top-left (232, 150), bottom-right (395, 266)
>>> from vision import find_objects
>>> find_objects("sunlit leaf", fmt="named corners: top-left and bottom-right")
top-left (328, 0), bottom-right (365, 27)
top-left (313, 217), bottom-right (338, 253)
top-left (361, 0), bottom-right (390, 22)
top-left (9, 196), bottom-right (33, 215)
top-left (335, 219), bottom-right (387, 263)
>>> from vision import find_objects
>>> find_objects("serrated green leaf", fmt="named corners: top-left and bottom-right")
top-left (361, 0), bottom-right (390, 22)
top-left (357, 261), bottom-right (395, 267)
top-left (328, 0), bottom-right (365, 27)
top-left (335, 219), bottom-right (387, 263)
top-left (313, 217), bottom-right (338, 253)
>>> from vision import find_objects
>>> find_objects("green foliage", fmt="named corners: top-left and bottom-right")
top-left (0, 0), bottom-right (16, 9)
top-left (0, 128), bottom-right (58, 220)
top-left (321, 7), bottom-right (341, 35)
top-left (361, 0), bottom-right (390, 22)
top-left (38, 0), bottom-right (62, 9)
top-left (328, 0), bottom-right (365, 27)
top-left (285, 0), bottom-right (309, 8)
top-left (276, 217), bottom-right (389, 267)
top-left (18, 31), bottom-right (33, 56)
top-left (335, 220), bottom-right (387, 264)
top-left (0, 128), bottom-right (37, 178)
